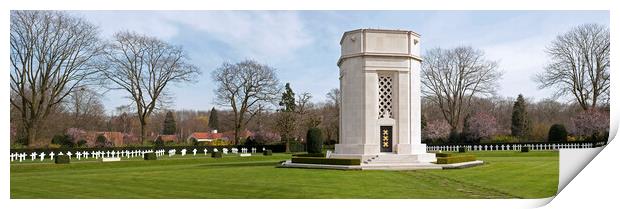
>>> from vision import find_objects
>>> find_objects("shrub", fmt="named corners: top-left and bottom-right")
top-left (293, 153), bottom-right (325, 157)
top-left (291, 157), bottom-right (360, 165)
top-left (485, 135), bottom-right (521, 143)
top-left (448, 130), bottom-right (460, 143)
top-left (251, 131), bottom-right (281, 145)
top-left (95, 135), bottom-right (108, 148)
top-left (263, 150), bottom-right (273, 156)
top-left (306, 128), bottom-right (324, 154)
top-left (436, 155), bottom-right (476, 164)
top-left (51, 134), bottom-right (74, 148)
top-left (423, 120), bottom-right (451, 142)
top-left (154, 138), bottom-right (165, 147)
top-left (435, 153), bottom-right (453, 157)
top-left (55, 155), bottom-right (70, 164)
top-left (458, 147), bottom-right (466, 153)
top-left (521, 146), bottom-right (530, 152)
top-left (211, 151), bottom-right (223, 158)
top-left (10, 143), bottom-right (27, 149)
top-left (462, 112), bottom-right (498, 143)
top-left (144, 152), bottom-right (157, 160)
top-left (571, 109), bottom-right (609, 140)
top-left (47, 144), bottom-right (61, 149)
top-left (548, 124), bottom-right (568, 142)
top-left (530, 123), bottom-right (550, 142)
top-left (76, 139), bottom-right (88, 148)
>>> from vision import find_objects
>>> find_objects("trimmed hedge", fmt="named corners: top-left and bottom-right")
top-left (211, 152), bottom-right (223, 158)
top-left (435, 153), bottom-right (453, 157)
top-left (263, 150), bottom-right (272, 156)
top-left (292, 153), bottom-right (325, 157)
top-left (436, 155), bottom-right (476, 164)
top-left (548, 124), bottom-right (568, 142)
top-left (458, 147), bottom-right (466, 153)
top-left (291, 157), bottom-right (360, 165)
top-left (306, 128), bottom-right (324, 154)
top-left (521, 146), bottom-right (530, 152)
top-left (55, 155), bottom-right (70, 164)
top-left (144, 152), bottom-right (157, 160)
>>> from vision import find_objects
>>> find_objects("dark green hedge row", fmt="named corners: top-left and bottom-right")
top-left (436, 155), bottom-right (476, 164)
top-left (55, 155), bottom-right (70, 164)
top-left (144, 153), bottom-right (157, 160)
top-left (291, 157), bottom-right (360, 165)
top-left (292, 153), bottom-right (325, 157)
top-left (263, 150), bottom-right (272, 156)
top-left (212, 152), bottom-right (223, 158)
top-left (435, 153), bottom-right (453, 157)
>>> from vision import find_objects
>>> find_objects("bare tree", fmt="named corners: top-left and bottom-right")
top-left (326, 88), bottom-right (341, 107)
top-left (421, 46), bottom-right (502, 131)
top-left (536, 23), bottom-right (610, 110)
top-left (65, 87), bottom-right (106, 130)
top-left (295, 92), bottom-right (315, 140)
top-left (101, 31), bottom-right (199, 143)
top-left (10, 11), bottom-right (103, 146)
top-left (322, 88), bottom-right (340, 143)
top-left (212, 60), bottom-right (280, 144)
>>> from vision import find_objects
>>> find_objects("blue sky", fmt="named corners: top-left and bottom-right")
top-left (73, 11), bottom-right (609, 113)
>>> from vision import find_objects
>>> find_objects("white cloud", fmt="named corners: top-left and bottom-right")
top-left (76, 11), bottom-right (313, 62)
top-left (165, 11), bottom-right (313, 60)
top-left (74, 11), bottom-right (180, 40)
top-left (481, 36), bottom-right (557, 101)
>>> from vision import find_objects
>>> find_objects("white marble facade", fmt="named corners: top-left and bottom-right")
top-left (333, 29), bottom-right (435, 163)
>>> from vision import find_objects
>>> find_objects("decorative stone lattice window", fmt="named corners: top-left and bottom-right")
top-left (378, 74), bottom-right (393, 119)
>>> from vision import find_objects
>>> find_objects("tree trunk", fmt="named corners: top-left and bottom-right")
top-left (285, 138), bottom-right (290, 153)
top-left (234, 124), bottom-right (241, 145)
top-left (26, 122), bottom-right (39, 147)
top-left (140, 120), bottom-right (147, 144)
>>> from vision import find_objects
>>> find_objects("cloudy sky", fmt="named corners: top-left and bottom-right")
top-left (72, 11), bottom-right (609, 113)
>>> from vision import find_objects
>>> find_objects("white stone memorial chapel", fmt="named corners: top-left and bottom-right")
top-left (331, 29), bottom-right (436, 166)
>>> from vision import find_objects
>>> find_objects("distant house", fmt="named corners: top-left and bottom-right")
top-left (186, 130), bottom-right (227, 143)
top-left (156, 135), bottom-right (178, 143)
top-left (222, 130), bottom-right (255, 141)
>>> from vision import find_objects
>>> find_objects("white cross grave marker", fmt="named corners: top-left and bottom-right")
top-left (39, 152), bottom-right (46, 161)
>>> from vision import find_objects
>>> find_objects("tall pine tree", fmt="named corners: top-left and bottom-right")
top-left (162, 111), bottom-right (176, 135)
top-left (279, 83), bottom-right (296, 112)
top-left (277, 83), bottom-right (297, 152)
top-left (511, 94), bottom-right (531, 138)
top-left (208, 107), bottom-right (219, 131)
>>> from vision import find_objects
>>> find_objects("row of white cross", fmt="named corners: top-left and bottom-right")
top-left (427, 143), bottom-right (595, 152)
top-left (10, 147), bottom-right (262, 163)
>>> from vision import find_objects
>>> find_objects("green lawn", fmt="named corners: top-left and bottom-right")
top-left (10, 151), bottom-right (558, 199)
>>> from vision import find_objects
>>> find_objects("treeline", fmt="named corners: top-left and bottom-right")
top-left (10, 11), bottom-right (609, 148)
top-left (421, 96), bottom-right (610, 144)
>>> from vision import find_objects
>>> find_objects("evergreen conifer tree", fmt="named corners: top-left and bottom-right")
top-left (162, 111), bottom-right (176, 135)
top-left (208, 107), bottom-right (219, 130)
top-left (511, 94), bottom-right (531, 138)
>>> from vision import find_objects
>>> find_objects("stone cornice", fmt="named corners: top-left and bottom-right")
top-left (340, 28), bottom-right (421, 45)
top-left (337, 52), bottom-right (423, 66)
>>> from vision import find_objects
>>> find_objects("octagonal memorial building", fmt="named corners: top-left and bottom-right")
top-left (332, 29), bottom-right (436, 165)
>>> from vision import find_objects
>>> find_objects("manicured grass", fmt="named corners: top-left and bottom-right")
top-left (10, 151), bottom-right (558, 199)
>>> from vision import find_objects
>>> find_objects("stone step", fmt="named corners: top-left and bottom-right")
top-left (364, 154), bottom-right (423, 164)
